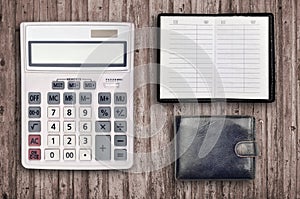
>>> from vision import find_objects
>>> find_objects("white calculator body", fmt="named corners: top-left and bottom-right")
top-left (20, 22), bottom-right (134, 170)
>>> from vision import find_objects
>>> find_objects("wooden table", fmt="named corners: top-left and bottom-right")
top-left (0, 0), bottom-right (299, 198)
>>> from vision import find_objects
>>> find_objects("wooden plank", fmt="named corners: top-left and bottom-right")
top-left (296, 0), bottom-right (300, 198)
top-left (88, 0), bottom-right (109, 21)
top-left (280, 0), bottom-right (298, 198)
top-left (71, 0), bottom-right (88, 21)
top-left (272, 0), bottom-right (285, 198)
top-left (265, 1), bottom-right (281, 198)
top-left (148, 0), bottom-right (177, 198)
top-left (14, 0), bottom-right (37, 198)
top-left (125, 0), bottom-right (152, 198)
top-left (0, 1), bottom-right (17, 198)
top-left (57, 0), bottom-right (72, 21)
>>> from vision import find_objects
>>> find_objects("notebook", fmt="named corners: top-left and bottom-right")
top-left (175, 116), bottom-right (257, 180)
top-left (158, 14), bottom-right (275, 102)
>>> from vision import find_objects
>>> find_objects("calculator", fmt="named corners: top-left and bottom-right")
top-left (20, 22), bottom-right (134, 170)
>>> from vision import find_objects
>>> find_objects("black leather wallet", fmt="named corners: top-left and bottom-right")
top-left (175, 116), bottom-right (258, 180)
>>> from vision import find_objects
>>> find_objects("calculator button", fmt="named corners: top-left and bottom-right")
top-left (48, 92), bottom-right (60, 104)
top-left (28, 107), bottom-right (41, 118)
top-left (79, 92), bottom-right (92, 104)
top-left (79, 107), bottom-right (91, 118)
top-left (79, 149), bottom-right (92, 161)
top-left (47, 107), bottom-right (60, 118)
top-left (83, 81), bottom-right (96, 89)
top-left (28, 149), bottom-right (41, 160)
top-left (63, 149), bottom-right (76, 160)
top-left (114, 93), bottom-right (127, 104)
top-left (63, 93), bottom-right (76, 104)
top-left (114, 107), bottom-right (127, 119)
top-left (48, 121), bottom-right (60, 133)
top-left (52, 81), bottom-right (65, 89)
top-left (64, 135), bottom-right (76, 147)
top-left (98, 107), bottom-right (111, 118)
top-left (28, 92), bottom-right (41, 104)
top-left (63, 121), bottom-right (76, 133)
top-left (45, 149), bottom-right (60, 161)
top-left (114, 135), bottom-right (127, 146)
top-left (95, 135), bottom-right (111, 160)
top-left (79, 135), bottom-right (92, 147)
top-left (95, 121), bottom-right (111, 132)
top-left (114, 149), bottom-right (127, 161)
top-left (28, 135), bottom-right (41, 146)
top-left (63, 107), bottom-right (76, 118)
top-left (68, 81), bottom-right (80, 89)
top-left (47, 135), bottom-right (60, 147)
top-left (114, 121), bottom-right (127, 132)
top-left (79, 121), bottom-right (91, 133)
top-left (28, 121), bottom-right (41, 132)
top-left (98, 92), bottom-right (111, 104)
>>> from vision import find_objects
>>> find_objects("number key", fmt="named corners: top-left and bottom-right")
top-left (48, 107), bottom-right (60, 118)
top-left (79, 107), bottom-right (91, 118)
top-left (79, 121), bottom-right (91, 133)
top-left (64, 107), bottom-right (75, 118)
top-left (64, 135), bottom-right (76, 147)
top-left (45, 149), bottom-right (60, 161)
top-left (63, 121), bottom-right (75, 133)
top-left (79, 135), bottom-right (92, 147)
top-left (47, 135), bottom-right (60, 147)
top-left (63, 149), bottom-right (76, 160)
top-left (48, 121), bottom-right (60, 133)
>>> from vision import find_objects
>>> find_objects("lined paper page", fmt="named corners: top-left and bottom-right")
top-left (160, 16), bottom-right (269, 99)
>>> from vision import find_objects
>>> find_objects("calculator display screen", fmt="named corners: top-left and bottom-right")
top-left (28, 41), bottom-right (127, 67)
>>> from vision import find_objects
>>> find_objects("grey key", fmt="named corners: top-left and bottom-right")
top-left (98, 107), bottom-right (111, 118)
top-left (48, 92), bottom-right (60, 104)
top-left (64, 92), bottom-right (76, 104)
top-left (28, 92), bottom-right (41, 104)
top-left (68, 81), bottom-right (80, 89)
top-left (83, 81), bottom-right (96, 89)
top-left (52, 81), bottom-right (65, 89)
top-left (114, 149), bottom-right (127, 161)
top-left (114, 107), bottom-right (127, 119)
top-left (79, 92), bottom-right (92, 104)
top-left (28, 107), bottom-right (41, 118)
top-left (114, 93), bottom-right (127, 104)
top-left (114, 121), bottom-right (127, 132)
top-left (98, 92), bottom-right (111, 104)
top-left (28, 121), bottom-right (41, 132)
top-left (114, 135), bottom-right (127, 146)
top-left (95, 135), bottom-right (111, 160)
top-left (95, 121), bottom-right (111, 132)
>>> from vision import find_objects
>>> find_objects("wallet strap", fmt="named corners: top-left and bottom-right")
top-left (234, 141), bottom-right (258, 157)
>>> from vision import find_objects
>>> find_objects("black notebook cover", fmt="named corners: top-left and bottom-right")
top-left (158, 13), bottom-right (275, 103)
top-left (175, 116), bottom-right (257, 180)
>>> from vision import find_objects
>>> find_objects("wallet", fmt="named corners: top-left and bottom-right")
top-left (175, 116), bottom-right (258, 180)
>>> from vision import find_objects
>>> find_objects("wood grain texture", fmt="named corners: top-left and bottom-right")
top-left (0, 0), bottom-right (299, 198)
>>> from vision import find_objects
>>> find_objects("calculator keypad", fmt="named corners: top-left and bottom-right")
top-left (27, 80), bottom-right (129, 164)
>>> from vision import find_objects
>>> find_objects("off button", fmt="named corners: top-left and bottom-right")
top-left (28, 92), bottom-right (41, 104)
